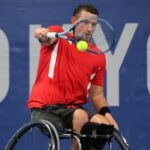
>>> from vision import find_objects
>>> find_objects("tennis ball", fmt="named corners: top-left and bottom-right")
top-left (76, 40), bottom-right (88, 52)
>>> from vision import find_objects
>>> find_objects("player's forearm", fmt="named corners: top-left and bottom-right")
top-left (90, 93), bottom-right (108, 110)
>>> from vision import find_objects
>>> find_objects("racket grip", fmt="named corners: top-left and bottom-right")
top-left (46, 32), bottom-right (58, 38)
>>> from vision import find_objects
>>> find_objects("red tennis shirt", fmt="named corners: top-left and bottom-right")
top-left (27, 25), bottom-right (106, 108)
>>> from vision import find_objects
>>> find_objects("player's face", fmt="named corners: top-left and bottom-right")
top-left (72, 10), bottom-right (98, 42)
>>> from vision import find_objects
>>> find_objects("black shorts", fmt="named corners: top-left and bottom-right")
top-left (31, 105), bottom-right (93, 131)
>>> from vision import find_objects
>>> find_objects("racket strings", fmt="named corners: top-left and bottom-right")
top-left (74, 17), bottom-right (115, 54)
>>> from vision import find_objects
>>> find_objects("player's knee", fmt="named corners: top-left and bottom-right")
top-left (90, 114), bottom-right (110, 125)
top-left (73, 109), bottom-right (89, 121)
top-left (72, 109), bottom-right (89, 131)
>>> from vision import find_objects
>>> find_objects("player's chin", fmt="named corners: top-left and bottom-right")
top-left (85, 35), bottom-right (92, 41)
top-left (78, 35), bottom-right (91, 42)
top-left (80, 36), bottom-right (90, 42)
top-left (84, 37), bottom-right (91, 42)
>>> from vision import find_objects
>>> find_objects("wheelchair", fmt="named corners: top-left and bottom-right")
top-left (4, 119), bottom-right (130, 150)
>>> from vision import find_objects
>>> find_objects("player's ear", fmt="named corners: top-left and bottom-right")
top-left (71, 16), bottom-right (76, 24)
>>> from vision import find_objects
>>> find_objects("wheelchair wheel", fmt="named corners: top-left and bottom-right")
top-left (4, 120), bottom-right (60, 150)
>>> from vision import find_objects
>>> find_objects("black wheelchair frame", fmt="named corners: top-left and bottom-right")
top-left (4, 120), bottom-right (130, 150)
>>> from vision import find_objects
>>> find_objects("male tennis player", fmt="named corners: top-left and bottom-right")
top-left (27, 3), bottom-right (119, 150)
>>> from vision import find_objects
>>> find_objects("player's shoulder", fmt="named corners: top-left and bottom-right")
top-left (88, 43), bottom-right (105, 57)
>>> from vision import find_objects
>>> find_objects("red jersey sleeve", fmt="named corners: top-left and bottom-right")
top-left (48, 25), bottom-right (64, 33)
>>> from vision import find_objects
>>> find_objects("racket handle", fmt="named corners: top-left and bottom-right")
top-left (46, 32), bottom-right (58, 38)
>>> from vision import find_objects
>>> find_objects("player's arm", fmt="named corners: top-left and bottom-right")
top-left (89, 84), bottom-right (119, 130)
top-left (34, 27), bottom-right (57, 46)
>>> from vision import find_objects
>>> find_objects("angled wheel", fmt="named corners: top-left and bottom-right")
top-left (4, 120), bottom-right (60, 150)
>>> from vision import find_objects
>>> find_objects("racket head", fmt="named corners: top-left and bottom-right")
top-left (47, 16), bottom-right (115, 54)
top-left (72, 17), bottom-right (115, 54)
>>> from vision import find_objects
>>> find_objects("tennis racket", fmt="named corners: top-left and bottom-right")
top-left (46, 16), bottom-right (115, 54)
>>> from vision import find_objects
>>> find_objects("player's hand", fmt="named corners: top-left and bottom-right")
top-left (34, 27), bottom-right (49, 42)
top-left (105, 113), bottom-right (119, 130)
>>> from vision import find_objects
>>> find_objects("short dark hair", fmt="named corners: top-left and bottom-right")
top-left (73, 4), bottom-right (99, 17)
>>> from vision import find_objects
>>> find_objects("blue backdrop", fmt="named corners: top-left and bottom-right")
top-left (0, 0), bottom-right (150, 149)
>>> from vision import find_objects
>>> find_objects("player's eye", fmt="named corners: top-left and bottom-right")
top-left (82, 19), bottom-right (89, 24)
top-left (91, 23), bottom-right (97, 28)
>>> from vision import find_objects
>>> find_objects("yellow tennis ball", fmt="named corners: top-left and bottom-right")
top-left (76, 40), bottom-right (88, 52)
